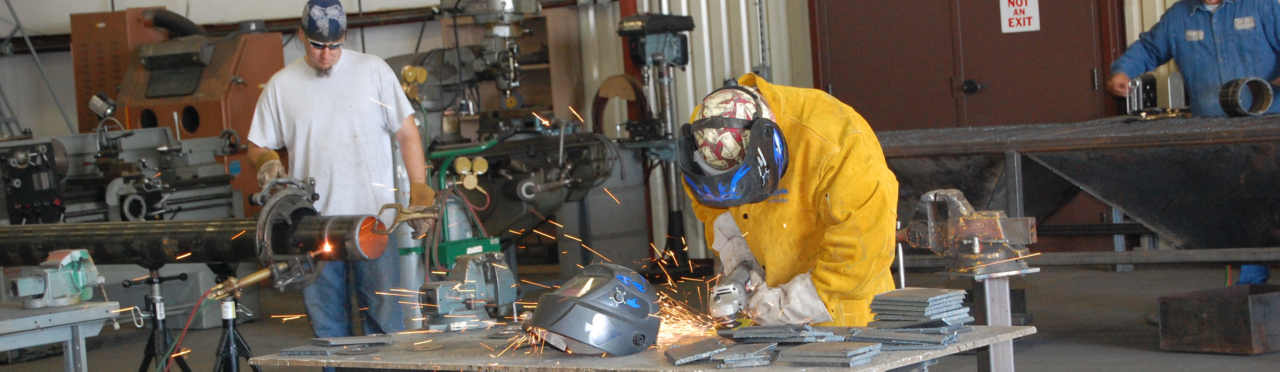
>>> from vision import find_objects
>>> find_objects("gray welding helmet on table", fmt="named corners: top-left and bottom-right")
top-left (527, 263), bottom-right (660, 356)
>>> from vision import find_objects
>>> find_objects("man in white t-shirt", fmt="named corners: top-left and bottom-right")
top-left (247, 0), bottom-right (432, 340)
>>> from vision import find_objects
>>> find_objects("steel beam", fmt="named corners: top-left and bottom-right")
top-left (904, 248), bottom-right (1280, 268)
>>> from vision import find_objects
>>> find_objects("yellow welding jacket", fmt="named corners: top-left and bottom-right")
top-left (685, 73), bottom-right (898, 327)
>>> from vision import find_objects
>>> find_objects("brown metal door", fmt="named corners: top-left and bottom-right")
top-left (812, 1), bottom-right (960, 131)
top-left (955, 0), bottom-right (1106, 126)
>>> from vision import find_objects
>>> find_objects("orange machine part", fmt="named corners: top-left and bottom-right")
top-left (115, 32), bottom-right (286, 216)
top-left (70, 8), bottom-right (167, 134)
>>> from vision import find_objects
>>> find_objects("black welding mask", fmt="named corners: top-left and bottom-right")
top-left (678, 84), bottom-right (789, 208)
top-left (527, 263), bottom-right (659, 356)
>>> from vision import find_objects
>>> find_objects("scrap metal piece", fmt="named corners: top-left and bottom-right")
top-left (783, 356), bottom-right (874, 368)
top-left (848, 329), bottom-right (955, 345)
top-left (664, 337), bottom-right (727, 366)
top-left (278, 345), bottom-right (341, 356)
top-left (873, 288), bottom-right (966, 303)
top-left (782, 342), bottom-right (880, 358)
top-left (718, 357), bottom-right (772, 369)
top-left (739, 335), bottom-right (845, 343)
top-left (311, 335), bottom-right (395, 347)
top-left (711, 343), bottom-right (776, 360)
top-left (874, 307), bottom-right (970, 321)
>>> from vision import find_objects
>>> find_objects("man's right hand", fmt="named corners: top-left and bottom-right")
top-left (252, 149), bottom-right (288, 188)
top-left (1107, 73), bottom-right (1131, 97)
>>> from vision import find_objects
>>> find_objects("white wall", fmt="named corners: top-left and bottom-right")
top-left (0, 0), bottom-right (442, 138)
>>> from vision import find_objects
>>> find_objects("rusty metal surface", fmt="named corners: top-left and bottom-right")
top-left (878, 115), bottom-right (1280, 157)
top-left (1159, 285), bottom-right (1280, 355)
top-left (250, 326), bottom-right (1035, 371)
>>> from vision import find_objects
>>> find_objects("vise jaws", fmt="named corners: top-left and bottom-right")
top-left (899, 189), bottom-right (1038, 278)
top-left (419, 252), bottom-right (518, 331)
top-left (7, 249), bottom-right (105, 309)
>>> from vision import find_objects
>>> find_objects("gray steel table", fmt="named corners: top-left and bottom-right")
top-left (0, 301), bottom-right (119, 372)
top-left (252, 325), bottom-right (1036, 371)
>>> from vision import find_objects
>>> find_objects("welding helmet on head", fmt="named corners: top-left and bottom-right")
top-left (678, 82), bottom-right (789, 208)
top-left (527, 263), bottom-right (659, 356)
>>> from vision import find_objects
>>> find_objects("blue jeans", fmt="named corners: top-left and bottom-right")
top-left (1237, 265), bottom-right (1271, 285)
top-left (303, 237), bottom-right (406, 339)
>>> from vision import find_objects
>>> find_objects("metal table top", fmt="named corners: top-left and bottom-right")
top-left (0, 301), bottom-right (119, 335)
top-left (252, 325), bottom-right (1036, 371)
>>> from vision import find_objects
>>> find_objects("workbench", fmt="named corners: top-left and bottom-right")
top-left (252, 325), bottom-right (1036, 371)
top-left (0, 301), bottom-right (119, 372)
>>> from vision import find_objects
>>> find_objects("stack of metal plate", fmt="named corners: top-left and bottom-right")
top-left (846, 328), bottom-right (963, 351)
top-left (710, 343), bottom-right (776, 368)
top-left (664, 337), bottom-right (729, 366)
top-left (778, 342), bottom-right (881, 367)
top-left (718, 324), bottom-right (846, 343)
top-left (868, 288), bottom-right (974, 329)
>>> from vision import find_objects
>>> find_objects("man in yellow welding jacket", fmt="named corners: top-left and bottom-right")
top-left (679, 73), bottom-right (898, 326)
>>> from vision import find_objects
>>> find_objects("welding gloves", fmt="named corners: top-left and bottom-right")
top-left (253, 150), bottom-right (289, 188)
top-left (712, 212), bottom-right (833, 326)
top-left (405, 181), bottom-right (437, 238)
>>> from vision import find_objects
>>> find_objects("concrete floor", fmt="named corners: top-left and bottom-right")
top-left (5, 265), bottom-right (1279, 371)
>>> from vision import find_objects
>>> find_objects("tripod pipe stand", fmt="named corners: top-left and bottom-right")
top-left (123, 270), bottom-right (191, 372)
top-left (213, 298), bottom-right (260, 372)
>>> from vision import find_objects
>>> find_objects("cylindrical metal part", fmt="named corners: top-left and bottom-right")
top-left (289, 215), bottom-right (387, 261)
top-left (0, 215), bottom-right (385, 267)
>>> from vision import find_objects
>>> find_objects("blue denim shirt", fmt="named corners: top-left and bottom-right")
top-left (1111, 0), bottom-right (1280, 116)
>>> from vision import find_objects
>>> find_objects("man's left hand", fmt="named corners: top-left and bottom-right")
top-left (407, 181), bottom-right (437, 238)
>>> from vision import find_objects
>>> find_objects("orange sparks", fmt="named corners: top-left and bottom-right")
top-left (480, 343), bottom-right (495, 351)
top-left (376, 291), bottom-right (416, 298)
top-left (580, 244), bottom-right (612, 262)
top-left (563, 234), bottom-right (582, 242)
top-left (521, 279), bottom-right (551, 289)
top-left (414, 340), bottom-right (434, 345)
top-left (533, 230), bottom-right (554, 239)
top-left (231, 230), bottom-right (246, 240)
top-left (603, 188), bottom-right (621, 204)
top-left (531, 112), bottom-right (550, 127)
top-left (656, 261), bottom-right (674, 286)
top-left (431, 271), bottom-right (448, 275)
top-left (111, 306), bottom-right (136, 313)
top-left (568, 106), bottom-right (585, 122)
top-left (270, 314), bottom-right (306, 318)
top-left (650, 243), bottom-right (662, 257)
top-left (172, 349), bottom-right (192, 357)
top-left (508, 229), bottom-right (522, 235)
top-left (399, 330), bottom-right (443, 334)
top-left (391, 288), bottom-right (426, 295)
top-left (547, 220), bottom-right (564, 228)
top-left (175, 252), bottom-right (192, 260)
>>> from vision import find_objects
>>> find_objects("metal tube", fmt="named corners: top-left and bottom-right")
top-left (0, 215), bottom-right (385, 267)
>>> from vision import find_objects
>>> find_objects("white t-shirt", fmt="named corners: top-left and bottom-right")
top-left (248, 50), bottom-right (414, 224)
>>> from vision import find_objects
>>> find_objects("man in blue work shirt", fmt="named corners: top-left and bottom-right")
top-left (1107, 0), bottom-right (1280, 117)
top-left (1107, 0), bottom-right (1276, 284)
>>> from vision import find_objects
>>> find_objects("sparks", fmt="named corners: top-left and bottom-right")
top-left (172, 349), bottom-right (192, 357)
top-left (654, 293), bottom-right (717, 348)
top-left (563, 234), bottom-right (582, 242)
top-left (603, 188), bottom-right (621, 204)
top-left (231, 230), bottom-right (246, 240)
top-left (431, 271), bottom-right (448, 275)
top-left (531, 112), bottom-right (550, 127)
top-left (521, 279), bottom-right (552, 289)
top-left (533, 230), bottom-right (555, 239)
top-left (391, 288), bottom-right (426, 295)
top-left (580, 244), bottom-right (612, 263)
top-left (376, 291), bottom-right (416, 298)
top-left (399, 330), bottom-right (443, 334)
top-left (111, 306), bottom-right (136, 313)
top-left (568, 106), bottom-right (585, 122)
top-left (369, 97), bottom-right (393, 109)
top-left (175, 252), bottom-right (192, 260)
top-left (414, 339), bottom-right (435, 345)
top-left (547, 220), bottom-right (564, 228)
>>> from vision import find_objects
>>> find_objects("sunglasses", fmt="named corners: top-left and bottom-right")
top-left (307, 39), bottom-right (343, 50)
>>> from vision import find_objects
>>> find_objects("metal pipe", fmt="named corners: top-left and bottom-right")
top-left (0, 214), bottom-right (385, 268)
